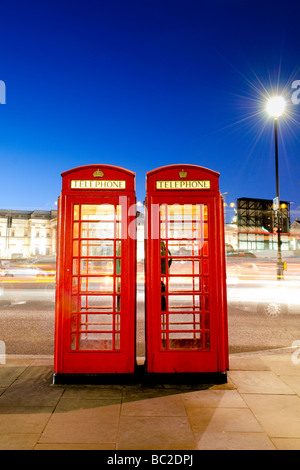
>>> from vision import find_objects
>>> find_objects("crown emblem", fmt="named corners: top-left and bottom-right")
top-left (179, 169), bottom-right (187, 178)
top-left (93, 169), bottom-right (104, 177)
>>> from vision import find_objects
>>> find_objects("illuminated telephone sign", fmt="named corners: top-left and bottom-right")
top-left (145, 164), bottom-right (228, 378)
top-left (53, 165), bottom-right (137, 382)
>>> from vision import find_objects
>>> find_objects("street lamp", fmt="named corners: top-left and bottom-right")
top-left (266, 96), bottom-right (286, 280)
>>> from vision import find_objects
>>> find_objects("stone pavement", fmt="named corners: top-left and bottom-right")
top-left (0, 349), bottom-right (300, 450)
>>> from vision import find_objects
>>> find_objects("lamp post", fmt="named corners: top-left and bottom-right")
top-left (266, 96), bottom-right (286, 280)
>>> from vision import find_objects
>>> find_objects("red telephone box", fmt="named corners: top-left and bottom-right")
top-left (53, 165), bottom-right (136, 382)
top-left (145, 164), bottom-right (228, 377)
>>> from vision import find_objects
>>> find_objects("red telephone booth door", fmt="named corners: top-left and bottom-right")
top-left (145, 165), bottom-right (228, 374)
top-left (54, 165), bottom-right (136, 377)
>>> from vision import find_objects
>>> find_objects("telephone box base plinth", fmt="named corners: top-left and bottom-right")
top-left (53, 369), bottom-right (227, 385)
top-left (52, 373), bottom-right (138, 385)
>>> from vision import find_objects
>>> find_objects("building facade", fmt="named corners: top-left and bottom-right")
top-left (237, 197), bottom-right (290, 251)
top-left (0, 209), bottom-right (57, 259)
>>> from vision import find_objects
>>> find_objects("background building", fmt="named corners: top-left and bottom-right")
top-left (237, 197), bottom-right (290, 251)
top-left (0, 209), bottom-right (57, 259)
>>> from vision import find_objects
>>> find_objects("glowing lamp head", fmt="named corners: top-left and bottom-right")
top-left (266, 96), bottom-right (286, 118)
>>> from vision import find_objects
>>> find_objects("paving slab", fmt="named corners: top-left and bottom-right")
top-left (39, 398), bottom-right (121, 445)
top-left (194, 431), bottom-right (276, 450)
top-left (0, 406), bottom-right (53, 434)
top-left (260, 352), bottom-right (300, 377)
top-left (0, 433), bottom-right (41, 450)
top-left (0, 367), bottom-right (27, 387)
top-left (279, 375), bottom-right (300, 396)
top-left (121, 393), bottom-right (186, 417)
top-left (117, 416), bottom-right (196, 450)
top-left (229, 355), bottom-right (271, 371)
top-left (242, 394), bottom-right (300, 438)
top-left (0, 380), bottom-right (64, 407)
top-left (187, 407), bottom-right (263, 433)
top-left (271, 438), bottom-right (300, 450)
top-left (182, 389), bottom-right (247, 409)
top-left (228, 370), bottom-right (295, 394)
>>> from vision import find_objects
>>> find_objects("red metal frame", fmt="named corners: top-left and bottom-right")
top-left (54, 165), bottom-right (136, 375)
top-left (145, 164), bottom-right (228, 374)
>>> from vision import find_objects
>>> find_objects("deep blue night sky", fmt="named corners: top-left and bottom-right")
top-left (0, 0), bottom-right (299, 220)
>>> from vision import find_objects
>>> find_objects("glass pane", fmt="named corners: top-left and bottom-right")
top-left (72, 259), bottom-right (78, 275)
top-left (168, 333), bottom-right (203, 350)
top-left (73, 205), bottom-right (79, 220)
top-left (168, 294), bottom-right (201, 311)
top-left (169, 259), bottom-right (200, 275)
top-left (168, 313), bottom-right (201, 330)
top-left (78, 333), bottom-right (113, 350)
top-left (81, 240), bottom-right (114, 257)
top-left (81, 222), bottom-right (114, 239)
top-left (168, 276), bottom-right (200, 292)
top-left (80, 295), bottom-right (113, 311)
top-left (115, 333), bottom-right (120, 350)
top-left (72, 277), bottom-right (78, 294)
top-left (80, 277), bottom-right (114, 293)
top-left (168, 240), bottom-right (201, 256)
top-left (168, 222), bottom-right (203, 239)
top-left (73, 223), bottom-right (79, 238)
top-left (73, 240), bottom-right (79, 256)
top-left (80, 259), bottom-right (114, 275)
top-left (81, 204), bottom-right (116, 220)
top-left (79, 313), bottom-right (113, 331)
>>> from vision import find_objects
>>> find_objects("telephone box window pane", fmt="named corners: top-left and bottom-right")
top-left (168, 314), bottom-right (201, 330)
top-left (80, 259), bottom-right (114, 276)
top-left (168, 277), bottom-right (200, 292)
top-left (80, 277), bottom-right (114, 293)
top-left (203, 278), bottom-right (209, 293)
top-left (81, 204), bottom-right (116, 221)
top-left (167, 222), bottom-right (202, 240)
top-left (78, 333), bottom-right (113, 350)
top-left (168, 333), bottom-right (203, 350)
top-left (168, 294), bottom-right (200, 311)
top-left (80, 295), bottom-right (113, 312)
top-left (72, 277), bottom-right (78, 294)
top-left (115, 333), bottom-right (120, 350)
top-left (80, 313), bottom-right (113, 331)
top-left (71, 334), bottom-right (77, 350)
top-left (80, 259), bottom-right (114, 275)
top-left (115, 314), bottom-right (121, 331)
top-left (71, 314), bottom-right (77, 330)
top-left (115, 259), bottom-right (121, 275)
top-left (115, 277), bottom-right (121, 292)
top-left (168, 240), bottom-right (200, 256)
top-left (81, 222), bottom-right (115, 239)
top-left (204, 295), bottom-right (209, 311)
top-left (73, 223), bottom-right (79, 239)
top-left (203, 223), bottom-right (208, 239)
top-left (81, 240), bottom-right (114, 257)
top-left (205, 332), bottom-right (211, 349)
top-left (203, 240), bottom-right (209, 256)
top-left (73, 240), bottom-right (79, 257)
top-left (203, 259), bottom-right (209, 276)
top-left (73, 259), bottom-right (79, 275)
top-left (73, 205), bottom-right (79, 220)
top-left (170, 260), bottom-right (200, 275)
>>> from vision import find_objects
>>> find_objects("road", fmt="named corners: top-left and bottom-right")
top-left (0, 255), bottom-right (299, 356)
top-left (0, 283), bottom-right (299, 356)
